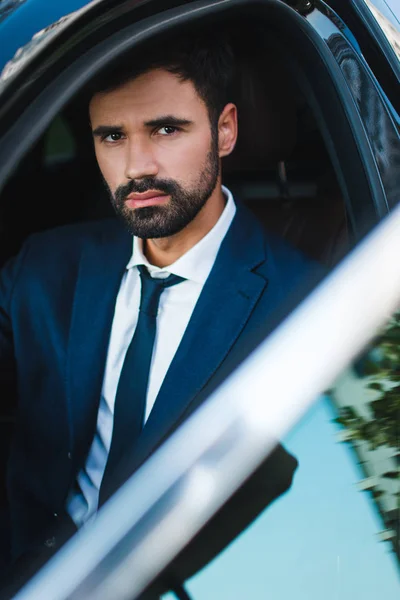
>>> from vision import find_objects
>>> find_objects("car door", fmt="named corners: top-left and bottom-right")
top-left (0, 0), bottom-right (398, 598)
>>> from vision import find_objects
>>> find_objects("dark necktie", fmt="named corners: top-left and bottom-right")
top-left (99, 265), bottom-right (185, 504)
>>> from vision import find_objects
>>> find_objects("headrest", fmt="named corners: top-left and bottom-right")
top-left (224, 46), bottom-right (297, 174)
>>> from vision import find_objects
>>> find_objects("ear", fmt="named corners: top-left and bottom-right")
top-left (218, 103), bottom-right (238, 158)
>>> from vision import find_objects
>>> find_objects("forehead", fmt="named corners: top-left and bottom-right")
top-left (89, 68), bottom-right (206, 123)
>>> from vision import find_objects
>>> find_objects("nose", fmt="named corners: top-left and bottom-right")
top-left (124, 138), bottom-right (159, 180)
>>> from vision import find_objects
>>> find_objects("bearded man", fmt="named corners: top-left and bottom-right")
top-left (0, 32), bottom-right (319, 597)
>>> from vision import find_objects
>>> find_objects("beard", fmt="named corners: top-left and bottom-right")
top-left (106, 137), bottom-right (220, 239)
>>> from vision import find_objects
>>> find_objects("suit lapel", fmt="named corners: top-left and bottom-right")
top-left (133, 204), bottom-right (269, 464)
top-left (67, 220), bottom-right (132, 468)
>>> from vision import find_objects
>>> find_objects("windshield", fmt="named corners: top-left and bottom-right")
top-left (362, 0), bottom-right (400, 58)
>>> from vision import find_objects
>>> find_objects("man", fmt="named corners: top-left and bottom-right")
top-left (0, 33), bottom-right (320, 594)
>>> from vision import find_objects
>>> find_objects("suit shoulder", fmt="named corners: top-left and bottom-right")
top-left (232, 201), bottom-right (326, 278)
top-left (262, 229), bottom-right (327, 296)
top-left (27, 217), bottom-right (121, 249)
top-left (13, 217), bottom-right (125, 263)
top-left (2, 217), bottom-right (125, 281)
top-left (265, 230), bottom-right (314, 267)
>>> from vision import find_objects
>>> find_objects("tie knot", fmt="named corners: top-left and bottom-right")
top-left (137, 265), bottom-right (185, 317)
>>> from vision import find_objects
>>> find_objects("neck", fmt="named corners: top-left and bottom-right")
top-left (143, 185), bottom-right (226, 268)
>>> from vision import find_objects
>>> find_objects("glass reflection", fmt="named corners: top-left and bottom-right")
top-left (327, 33), bottom-right (400, 212)
top-left (332, 310), bottom-right (399, 560)
top-left (162, 315), bottom-right (400, 599)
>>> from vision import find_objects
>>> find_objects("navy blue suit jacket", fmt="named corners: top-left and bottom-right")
top-left (0, 201), bottom-right (321, 577)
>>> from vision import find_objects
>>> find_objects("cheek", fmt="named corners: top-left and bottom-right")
top-left (95, 149), bottom-right (122, 191)
top-left (163, 137), bottom-right (211, 181)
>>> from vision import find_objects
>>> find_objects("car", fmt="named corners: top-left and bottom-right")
top-left (0, 1), bottom-right (399, 599)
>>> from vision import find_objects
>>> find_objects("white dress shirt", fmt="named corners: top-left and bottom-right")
top-left (66, 186), bottom-right (236, 527)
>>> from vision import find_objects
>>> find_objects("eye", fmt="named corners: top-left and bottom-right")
top-left (157, 125), bottom-right (179, 136)
top-left (103, 132), bottom-right (124, 142)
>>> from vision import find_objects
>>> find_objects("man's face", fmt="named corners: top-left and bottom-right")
top-left (89, 68), bottom-right (220, 239)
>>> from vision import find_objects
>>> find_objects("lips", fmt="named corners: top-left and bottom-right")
top-left (125, 190), bottom-right (169, 209)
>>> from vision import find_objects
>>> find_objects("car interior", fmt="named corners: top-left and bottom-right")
top-left (0, 14), bottom-right (354, 580)
top-left (0, 20), bottom-right (352, 269)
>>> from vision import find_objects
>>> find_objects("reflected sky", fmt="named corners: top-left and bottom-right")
top-left (0, 0), bottom-right (90, 68)
top-left (164, 395), bottom-right (399, 599)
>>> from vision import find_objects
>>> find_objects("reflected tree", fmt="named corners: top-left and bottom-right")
top-left (332, 311), bottom-right (399, 561)
top-left (336, 312), bottom-right (400, 453)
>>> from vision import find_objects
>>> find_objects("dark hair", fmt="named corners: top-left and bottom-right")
top-left (88, 29), bottom-right (235, 127)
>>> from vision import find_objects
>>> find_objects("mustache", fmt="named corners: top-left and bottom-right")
top-left (115, 177), bottom-right (180, 202)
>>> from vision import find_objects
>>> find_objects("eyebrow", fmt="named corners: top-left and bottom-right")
top-left (143, 116), bottom-right (193, 128)
top-left (92, 116), bottom-right (193, 137)
top-left (92, 125), bottom-right (123, 138)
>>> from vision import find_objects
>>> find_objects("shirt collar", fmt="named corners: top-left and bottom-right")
top-left (127, 185), bottom-right (236, 284)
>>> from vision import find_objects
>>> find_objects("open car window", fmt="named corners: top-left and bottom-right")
top-left (13, 203), bottom-right (400, 600)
